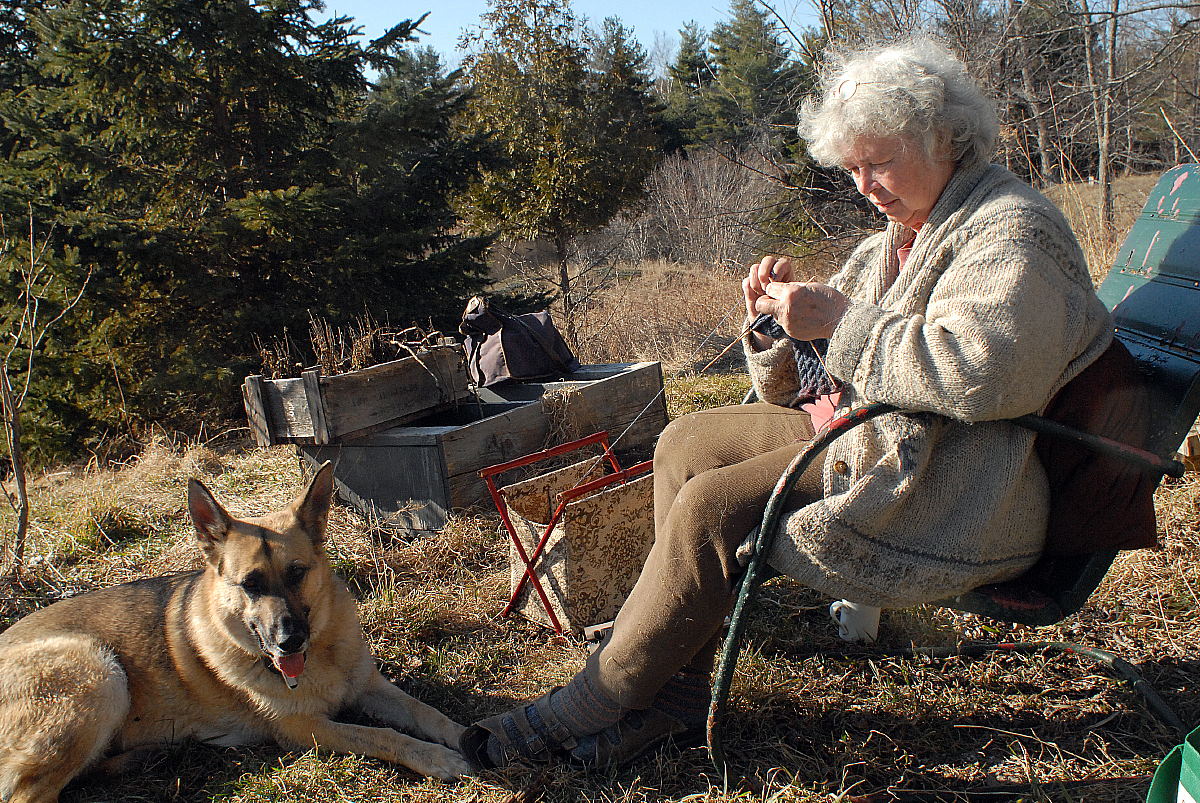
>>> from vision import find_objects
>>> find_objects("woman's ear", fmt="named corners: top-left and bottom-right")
top-left (931, 128), bottom-right (957, 164)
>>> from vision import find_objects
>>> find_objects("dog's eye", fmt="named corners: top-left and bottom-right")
top-left (284, 565), bottom-right (308, 588)
top-left (241, 572), bottom-right (265, 596)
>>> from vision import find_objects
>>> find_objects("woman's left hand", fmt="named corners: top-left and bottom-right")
top-left (754, 280), bottom-right (851, 341)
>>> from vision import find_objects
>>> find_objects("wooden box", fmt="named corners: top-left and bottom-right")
top-left (1182, 419), bottom-right (1200, 472)
top-left (242, 344), bottom-right (468, 446)
top-left (298, 362), bottom-right (668, 533)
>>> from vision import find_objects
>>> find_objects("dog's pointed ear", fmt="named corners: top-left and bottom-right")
top-left (292, 462), bottom-right (334, 545)
top-left (188, 478), bottom-right (233, 560)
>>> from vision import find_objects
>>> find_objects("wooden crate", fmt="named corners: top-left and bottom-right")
top-left (298, 362), bottom-right (668, 533)
top-left (242, 344), bottom-right (468, 446)
top-left (1182, 419), bottom-right (1200, 472)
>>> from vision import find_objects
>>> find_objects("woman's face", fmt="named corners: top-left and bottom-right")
top-left (839, 137), bottom-right (956, 230)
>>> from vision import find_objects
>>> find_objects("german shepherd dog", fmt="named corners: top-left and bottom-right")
top-left (0, 463), bottom-right (472, 803)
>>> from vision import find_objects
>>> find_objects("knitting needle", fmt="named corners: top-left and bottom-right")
top-left (699, 277), bottom-right (832, 375)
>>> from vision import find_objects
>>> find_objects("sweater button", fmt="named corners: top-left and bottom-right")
top-left (833, 460), bottom-right (849, 475)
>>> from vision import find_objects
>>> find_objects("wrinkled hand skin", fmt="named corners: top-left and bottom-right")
top-left (742, 255), bottom-right (849, 343)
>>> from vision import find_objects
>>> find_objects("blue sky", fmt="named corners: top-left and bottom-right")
top-left (319, 0), bottom-right (812, 68)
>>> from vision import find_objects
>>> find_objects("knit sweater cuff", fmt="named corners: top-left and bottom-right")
top-left (742, 330), bottom-right (800, 405)
top-left (826, 300), bottom-right (887, 382)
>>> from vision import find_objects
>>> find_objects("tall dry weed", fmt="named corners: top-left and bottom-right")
top-left (571, 256), bottom-right (836, 371)
top-left (1046, 173), bottom-right (1160, 284)
top-left (571, 261), bottom-right (743, 368)
top-left (579, 150), bottom-right (788, 270)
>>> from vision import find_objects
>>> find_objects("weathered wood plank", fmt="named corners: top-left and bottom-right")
top-left (298, 443), bottom-right (451, 532)
top-left (242, 375), bottom-right (274, 447)
top-left (267, 378), bottom-right (315, 442)
top-left (301, 370), bottom-right (331, 444)
top-left (444, 405), bottom-right (664, 509)
top-left (320, 346), bottom-right (468, 439)
top-left (243, 346), bottom-right (468, 445)
top-left (440, 362), bottom-right (666, 477)
top-left (551, 362), bottom-right (667, 451)
top-left (350, 427), bottom-right (452, 447)
top-left (353, 402), bottom-right (529, 447)
top-left (440, 363), bottom-right (667, 507)
top-left (310, 361), bottom-right (669, 526)
top-left (442, 403), bottom-right (551, 488)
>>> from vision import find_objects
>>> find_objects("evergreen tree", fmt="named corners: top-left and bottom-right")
top-left (0, 0), bottom-right (39, 92)
top-left (386, 44), bottom-right (448, 98)
top-left (0, 0), bottom-right (42, 179)
top-left (588, 17), bottom-right (667, 193)
top-left (457, 0), bottom-right (663, 341)
top-left (700, 0), bottom-right (801, 146)
top-left (670, 21), bottom-right (715, 93)
top-left (0, 0), bottom-right (491, 461)
top-left (663, 21), bottom-right (715, 147)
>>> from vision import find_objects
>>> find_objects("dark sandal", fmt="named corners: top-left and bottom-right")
top-left (567, 707), bottom-right (705, 770)
top-left (459, 688), bottom-right (580, 770)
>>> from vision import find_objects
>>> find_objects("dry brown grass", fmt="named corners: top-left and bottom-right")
top-left (571, 260), bottom-right (746, 370)
top-left (1045, 173), bottom-right (1161, 285)
top-left (571, 255), bottom-right (838, 373)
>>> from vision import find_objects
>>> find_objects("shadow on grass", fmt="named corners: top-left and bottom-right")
top-left (453, 700), bottom-right (1160, 802)
top-left (63, 741), bottom-right (280, 803)
top-left (694, 703), bottom-right (1158, 802)
top-left (53, 683), bottom-right (1168, 803)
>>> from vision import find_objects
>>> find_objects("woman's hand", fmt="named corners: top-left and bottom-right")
top-left (742, 255), bottom-right (795, 319)
top-left (743, 255), bottom-right (850, 342)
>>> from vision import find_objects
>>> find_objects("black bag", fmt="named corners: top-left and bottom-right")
top-left (459, 296), bottom-right (580, 387)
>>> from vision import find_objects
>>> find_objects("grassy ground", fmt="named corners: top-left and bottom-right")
top-left (2, 382), bottom-right (1197, 803)
top-left (2, 173), bottom-right (1196, 802)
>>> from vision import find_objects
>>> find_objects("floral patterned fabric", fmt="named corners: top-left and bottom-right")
top-left (504, 459), bottom-right (654, 634)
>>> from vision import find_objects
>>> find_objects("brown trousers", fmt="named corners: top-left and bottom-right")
top-left (584, 403), bottom-right (824, 709)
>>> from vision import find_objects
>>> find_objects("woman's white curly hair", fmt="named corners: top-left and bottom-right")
top-left (799, 37), bottom-right (998, 169)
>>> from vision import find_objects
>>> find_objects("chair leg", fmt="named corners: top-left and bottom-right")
top-left (708, 403), bottom-right (898, 772)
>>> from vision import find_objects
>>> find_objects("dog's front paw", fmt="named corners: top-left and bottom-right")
top-left (423, 743), bottom-right (474, 780)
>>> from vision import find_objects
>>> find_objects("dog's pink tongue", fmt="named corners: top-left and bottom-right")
top-left (276, 653), bottom-right (305, 678)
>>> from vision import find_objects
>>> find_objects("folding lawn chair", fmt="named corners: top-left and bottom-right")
top-left (710, 164), bottom-right (1200, 769)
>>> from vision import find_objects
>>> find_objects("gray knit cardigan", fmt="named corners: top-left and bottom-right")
top-left (744, 162), bottom-right (1112, 608)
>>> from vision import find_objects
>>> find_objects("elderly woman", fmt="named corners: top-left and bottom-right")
top-left (460, 38), bottom-right (1112, 770)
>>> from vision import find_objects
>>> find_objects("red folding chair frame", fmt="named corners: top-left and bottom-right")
top-left (479, 431), bottom-right (653, 635)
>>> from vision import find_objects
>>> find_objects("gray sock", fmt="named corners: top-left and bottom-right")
top-left (483, 671), bottom-right (624, 766)
top-left (569, 669), bottom-right (712, 762)
top-left (548, 671), bottom-right (624, 736)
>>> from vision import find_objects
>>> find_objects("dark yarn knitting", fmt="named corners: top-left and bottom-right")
top-left (749, 313), bottom-right (842, 401)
